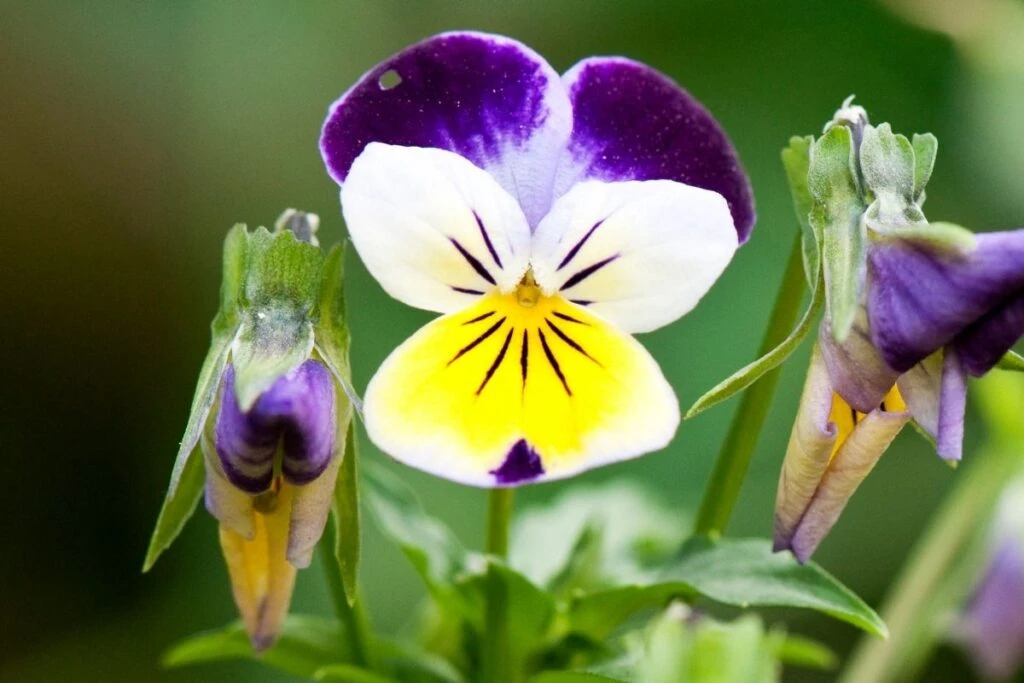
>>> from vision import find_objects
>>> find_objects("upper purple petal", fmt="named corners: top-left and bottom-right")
top-left (955, 292), bottom-right (1024, 377)
top-left (215, 361), bottom-right (336, 492)
top-left (319, 32), bottom-right (572, 226)
top-left (867, 230), bottom-right (1024, 373)
top-left (554, 58), bottom-right (755, 243)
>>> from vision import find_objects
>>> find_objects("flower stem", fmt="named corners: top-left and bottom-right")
top-left (838, 441), bottom-right (1020, 683)
top-left (693, 233), bottom-right (807, 536)
top-left (322, 514), bottom-right (373, 669)
top-left (482, 488), bottom-right (515, 683)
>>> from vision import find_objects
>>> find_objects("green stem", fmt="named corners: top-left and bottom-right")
top-left (693, 232), bottom-right (807, 536)
top-left (322, 515), bottom-right (373, 669)
top-left (481, 488), bottom-right (515, 683)
top-left (838, 445), bottom-right (1019, 683)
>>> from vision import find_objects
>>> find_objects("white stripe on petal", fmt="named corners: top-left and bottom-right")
top-left (529, 179), bottom-right (737, 333)
top-left (342, 143), bottom-right (532, 313)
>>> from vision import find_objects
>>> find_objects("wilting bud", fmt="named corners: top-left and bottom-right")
top-left (951, 482), bottom-right (1024, 681)
top-left (144, 209), bottom-right (354, 652)
top-left (774, 344), bottom-right (909, 562)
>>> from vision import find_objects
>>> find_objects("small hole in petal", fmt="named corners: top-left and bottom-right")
top-left (378, 69), bottom-right (402, 90)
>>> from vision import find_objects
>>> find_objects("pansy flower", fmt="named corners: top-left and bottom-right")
top-left (320, 32), bottom-right (754, 486)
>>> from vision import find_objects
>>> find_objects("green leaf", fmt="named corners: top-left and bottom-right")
top-left (143, 225), bottom-right (247, 571)
top-left (315, 243), bottom-right (361, 411)
top-left (911, 132), bottom-right (937, 204)
top-left (511, 481), bottom-right (686, 591)
top-left (781, 135), bottom-right (819, 287)
top-left (163, 615), bottom-right (350, 677)
top-left (568, 538), bottom-right (886, 641)
top-left (374, 638), bottom-right (467, 683)
top-left (334, 420), bottom-right (360, 604)
top-left (669, 538), bottom-right (887, 638)
top-left (232, 227), bottom-right (324, 410)
top-left (315, 665), bottom-right (397, 683)
top-left (685, 272), bottom-right (823, 419)
top-left (530, 673), bottom-right (626, 683)
top-left (997, 349), bottom-right (1024, 372)
top-left (774, 633), bottom-right (837, 670)
top-left (361, 463), bottom-right (475, 599)
top-left (808, 125), bottom-right (866, 342)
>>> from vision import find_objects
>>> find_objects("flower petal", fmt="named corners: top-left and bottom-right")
top-left (342, 143), bottom-right (532, 313)
top-left (214, 362), bottom-right (336, 492)
top-left (868, 230), bottom-right (1024, 373)
top-left (897, 349), bottom-right (968, 461)
top-left (555, 58), bottom-right (755, 243)
top-left (287, 448), bottom-right (343, 569)
top-left (818, 310), bottom-right (898, 414)
top-left (530, 179), bottom-right (737, 333)
top-left (774, 345), bottom-right (838, 555)
top-left (788, 393), bottom-right (908, 563)
top-left (320, 32), bottom-right (572, 226)
top-left (954, 291), bottom-right (1024, 376)
top-left (362, 293), bottom-right (679, 487)
top-left (218, 483), bottom-right (297, 652)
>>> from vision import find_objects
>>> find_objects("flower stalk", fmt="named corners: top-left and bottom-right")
top-left (482, 488), bottom-right (515, 683)
top-left (321, 514), bottom-right (373, 669)
top-left (694, 232), bottom-right (807, 536)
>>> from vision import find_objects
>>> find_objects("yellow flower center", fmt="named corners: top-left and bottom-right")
top-left (516, 270), bottom-right (542, 308)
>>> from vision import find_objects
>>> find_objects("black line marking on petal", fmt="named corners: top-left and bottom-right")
top-left (561, 254), bottom-right (620, 291)
top-left (538, 329), bottom-right (571, 396)
top-left (520, 329), bottom-right (529, 390)
top-left (449, 237), bottom-right (496, 285)
top-left (448, 317), bottom-right (505, 366)
top-left (473, 211), bottom-right (503, 269)
top-left (552, 311), bottom-right (589, 325)
top-left (462, 310), bottom-right (496, 325)
top-left (557, 219), bottom-right (605, 271)
top-left (570, 299), bottom-right (593, 306)
top-left (546, 319), bottom-right (602, 366)
top-left (477, 328), bottom-right (514, 395)
top-left (451, 286), bottom-right (485, 295)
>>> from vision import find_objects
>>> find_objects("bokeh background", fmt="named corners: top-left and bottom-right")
top-left (3, 0), bottom-right (1023, 680)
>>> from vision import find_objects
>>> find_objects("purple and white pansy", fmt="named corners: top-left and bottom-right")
top-left (320, 32), bottom-right (754, 486)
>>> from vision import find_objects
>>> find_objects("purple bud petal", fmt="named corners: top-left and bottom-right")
top-left (954, 541), bottom-right (1024, 680)
top-left (868, 230), bottom-right (1024, 374)
top-left (216, 361), bottom-right (336, 492)
top-left (818, 311), bottom-right (898, 414)
top-left (897, 349), bottom-right (967, 461)
top-left (955, 292), bottom-right (1024, 377)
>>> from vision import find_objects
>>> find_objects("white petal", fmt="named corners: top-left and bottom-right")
top-left (530, 179), bottom-right (738, 333)
top-left (342, 143), bottom-right (532, 313)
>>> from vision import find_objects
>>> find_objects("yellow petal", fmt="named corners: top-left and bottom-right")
top-left (218, 481), bottom-right (297, 651)
top-left (363, 290), bottom-right (679, 486)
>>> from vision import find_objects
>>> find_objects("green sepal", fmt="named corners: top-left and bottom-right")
top-left (869, 220), bottom-right (976, 252)
top-left (808, 125), bottom-right (866, 342)
top-left (781, 136), bottom-right (819, 287)
top-left (860, 123), bottom-right (919, 226)
top-left (638, 608), bottom-right (780, 683)
top-left (142, 225), bottom-right (247, 571)
top-left (775, 633), bottom-right (837, 671)
top-left (685, 271), bottom-right (823, 419)
top-left (315, 243), bottom-right (361, 412)
top-left (231, 227), bottom-right (324, 410)
top-left (997, 349), bottom-right (1024, 372)
top-left (911, 133), bottom-right (938, 204)
top-left (566, 537), bottom-right (887, 642)
top-left (333, 420), bottom-right (361, 605)
top-left (162, 615), bottom-right (352, 678)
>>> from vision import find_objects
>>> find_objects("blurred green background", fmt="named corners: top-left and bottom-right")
top-left (3, 1), bottom-right (1023, 680)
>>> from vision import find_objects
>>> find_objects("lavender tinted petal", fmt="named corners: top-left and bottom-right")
top-left (868, 230), bottom-right (1024, 373)
top-left (818, 311), bottom-right (898, 413)
top-left (955, 541), bottom-right (1024, 681)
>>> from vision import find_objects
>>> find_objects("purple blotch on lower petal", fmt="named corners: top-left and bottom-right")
top-left (557, 58), bottom-right (755, 243)
top-left (490, 439), bottom-right (544, 485)
top-left (868, 230), bottom-right (1024, 373)
top-left (955, 292), bottom-right (1024, 377)
top-left (215, 361), bottom-right (336, 492)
